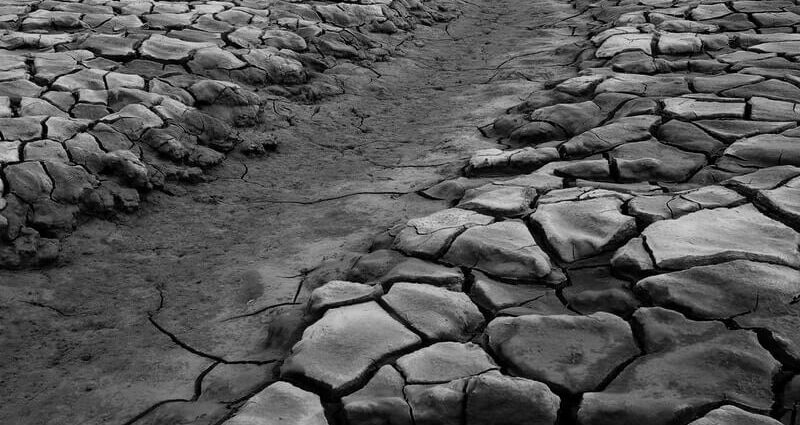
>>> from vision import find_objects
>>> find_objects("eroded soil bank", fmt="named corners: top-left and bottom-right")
top-left (0, 0), bottom-right (588, 423)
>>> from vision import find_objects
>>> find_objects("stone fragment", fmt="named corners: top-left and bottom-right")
top-left (612, 98), bottom-right (659, 119)
top-left (0, 117), bottom-right (44, 141)
top-left (596, 33), bottom-right (654, 58)
top-left (641, 204), bottom-right (800, 269)
top-left (465, 372), bottom-right (560, 425)
top-left (396, 342), bottom-right (497, 384)
top-left (693, 119), bottom-right (794, 142)
top-left (382, 282), bottom-right (483, 341)
top-left (44, 161), bottom-right (97, 204)
top-left (23, 140), bottom-right (69, 163)
top-left (780, 377), bottom-right (800, 423)
top-left (347, 249), bottom-right (406, 283)
top-left (510, 121), bottom-right (566, 144)
top-left (467, 147), bottom-right (559, 174)
top-left (704, 13), bottom-right (755, 31)
top-left (732, 1), bottom-right (793, 13)
top-left (19, 97), bottom-right (67, 117)
top-left (633, 307), bottom-right (727, 352)
top-left (658, 33), bottom-right (702, 55)
top-left (528, 101), bottom-right (605, 137)
top-left (102, 104), bottom-right (163, 140)
top-left (610, 237), bottom-right (655, 280)
top-left (750, 96), bottom-right (800, 121)
top-left (45, 117), bottom-right (89, 142)
top-left (228, 26), bottom-right (264, 48)
top-left (538, 187), bottom-right (631, 204)
top-left (500, 291), bottom-right (573, 317)
top-left (457, 185), bottom-right (536, 217)
top-left (52, 68), bottom-right (107, 92)
top-left (611, 140), bottom-right (707, 182)
top-left (591, 27), bottom-right (641, 45)
top-left (221, 381), bottom-right (327, 425)
top-left (5, 161), bottom-right (53, 203)
top-left (560, 115), bottom-right (660, 158)
top-left (106, 72), bottom-right (146, 90)
top-left (751, 41), bottom-right (800, 55)
top-left (724, 79), bottom-right (800, 103)
top-left (140, 35), bottom-right (212, 62)
top-left (552, 159), bottom-right (612, 181)
top-left (656, 119), bottom-right (725, 156)
top-left (691, 3), bottom-right (731, 20)
top-left (0, 141), bottom-right (20, 164)
top-left (486, 313), bottom-right (640, 393)
top-left (379, 258), bottom-right (465, 290)
top-left (262, 30), bottom-right (307, 51)
top-left (628, 186), bottom-right (745, 225)
top-left (564, 266), bottom-right (640, 316)
top-left (80, 34), bottom-right (139, 59)
top-left (281, 302), bottom-right (421, 394)
top-left (657, 19), bottom-right (718, 33)
top-left (718, 134), bottom-right (800, 171)
top-left (596, 74), bottom-right (690, 97)
top-left (688, 406), bottom-right (782, 425)
top-left (307, 280), bottom-right (378, 315)
top-left (342, 365), bottom-right (412, 425)
top-left (663, 98), bottom-right (745, 120)
top-left (405, 379), bottom-right (465, 425)
top-left (470, 271), bottom-right (552, 313)
top-left (189, 46), bottom-right (247, 73)
top-left (442, 220), bottom-right (557, 282)
top-left (757, 175), bottom-right (800, 227)
top-left (498, 173), bottom-right (564, 192)
top-left (531, 197), bottom-right (636, 263)
top-left (242, 49), bottom-right (307, 84)
top-left (691, 74), bottom-right (762, 93)
top-left (723, 165), bottom-right (800, 196)
top-left (393, 208), bottom-right (494, 259)
top-left (555, 74), bottom-right (606, 96)
top-left (421, 177), bottom-right (493, 201)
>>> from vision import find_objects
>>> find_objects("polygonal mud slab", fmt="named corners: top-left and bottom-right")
top-left (404, 371), bottom-right (561, 425)
top-left (640, 204), bottom-right (800, 270)
top-left (688, 406), bottom-right (782, 425)
top-left (563, 266), bottom-right (640, 316)
top-left (221, 381), bottom-right (328, 425)
top-left (757, 175), bottom-right (800, 228)
top-left (392, 208), bottom-right (495, 259)
top-left (307, 280), bottom-right (379, 316)
top-left (396, 342), bottom-right (498, 384)
top-left (530, 196), bottom-right (637, 263)
top-left (382, 282), bottom-right (484, 342)
top-left (281, 302), bottom-right (421, 394)
top-left (469, 271), bottom-right (553, 313)
top-left (486, 313), bottom-right (640, 393)
top-left (442, 220), bottom-right (559, 282)
top-left (342, 365), bottom-right (412, 425)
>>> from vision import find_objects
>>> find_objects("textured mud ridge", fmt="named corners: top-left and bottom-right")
top-left (0, 0), bottom-right (449, 267)
top-left (240, 0), bottom-right (800, 423)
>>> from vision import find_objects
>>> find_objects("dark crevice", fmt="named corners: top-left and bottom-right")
top-left (148, 316), bottom-right (280, 365)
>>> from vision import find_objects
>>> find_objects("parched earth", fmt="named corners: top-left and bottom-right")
top-left (3, 0), bottom-right (800, 423)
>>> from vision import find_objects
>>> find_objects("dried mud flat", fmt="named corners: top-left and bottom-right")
top-left (2, 0), bottom-right (800, 424)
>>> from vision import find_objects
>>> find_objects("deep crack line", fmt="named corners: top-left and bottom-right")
top-left (245, 188), bottom-right (431, 205)
top-left (220, 301), bottom-right (302, 322)
top-left (21, 300), bottom-right (74, 317)
top-left (148, 315), bottom-right (280, 365)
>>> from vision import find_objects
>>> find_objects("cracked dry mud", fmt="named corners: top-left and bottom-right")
top-left (4, 0), bottom-right (800, 423)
